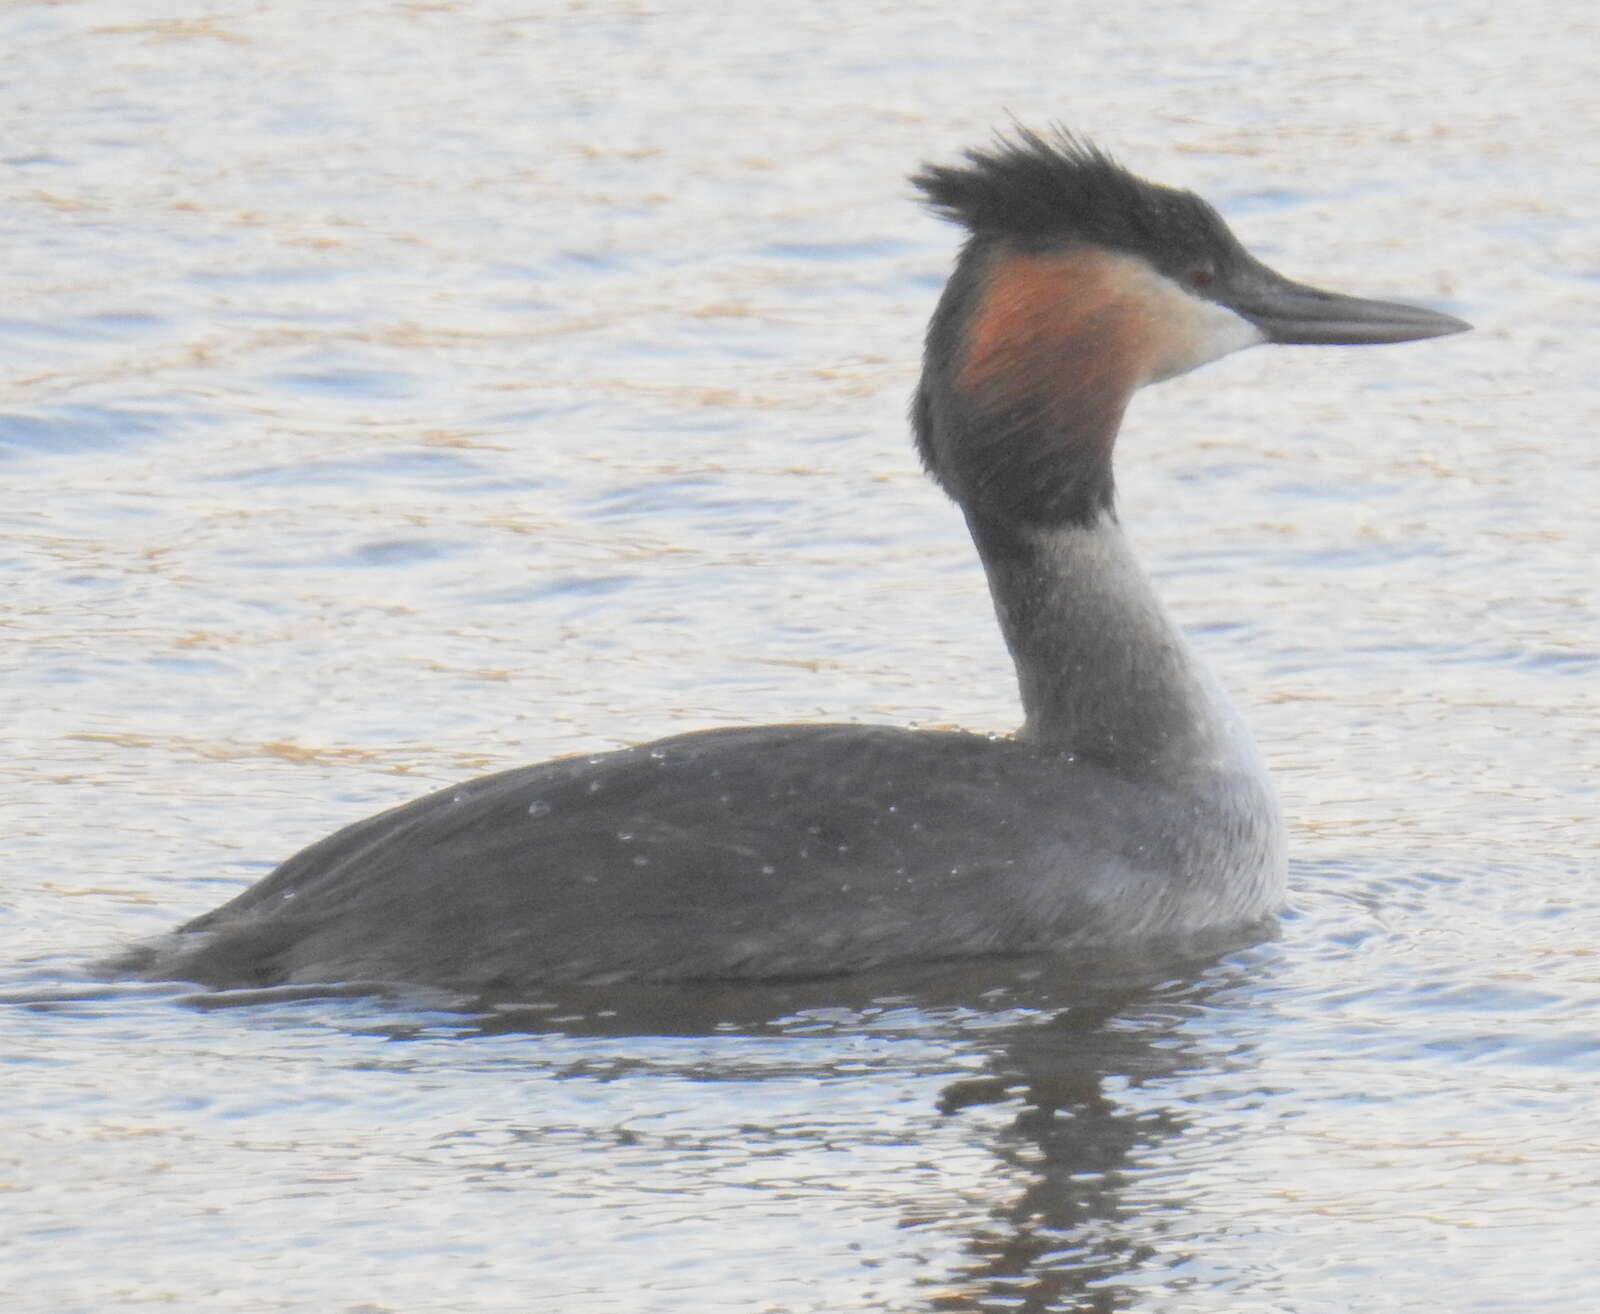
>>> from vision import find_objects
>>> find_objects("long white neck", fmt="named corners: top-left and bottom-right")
top-left (969, 510), bottom-right (1264, 789)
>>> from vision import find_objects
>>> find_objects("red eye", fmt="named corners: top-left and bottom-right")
top-left (1189, 266), bottom-right (1216, 290)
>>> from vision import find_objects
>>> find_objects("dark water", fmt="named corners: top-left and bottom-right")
top-left (5, 2), bottom-right (1597, 1311)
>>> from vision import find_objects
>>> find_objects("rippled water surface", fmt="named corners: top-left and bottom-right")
top-left (4, 2), bottom-right (1597, 1311)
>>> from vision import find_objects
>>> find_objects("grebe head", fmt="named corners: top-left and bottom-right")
top-left (910, 129), bottom-right (1469, 526)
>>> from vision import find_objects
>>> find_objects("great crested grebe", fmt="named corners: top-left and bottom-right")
top-left (118, 130), bottom-right (1468, 993)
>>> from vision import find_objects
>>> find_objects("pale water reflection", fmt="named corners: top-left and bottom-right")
top-left (5, 2), bottom-right (1598, 1312)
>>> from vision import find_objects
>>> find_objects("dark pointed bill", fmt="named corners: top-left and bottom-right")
top-left (1224, 257), bottom-right (1472, 346)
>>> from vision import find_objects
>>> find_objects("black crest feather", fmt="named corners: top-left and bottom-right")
top-left (911, 127), bottom-right (1226, 270)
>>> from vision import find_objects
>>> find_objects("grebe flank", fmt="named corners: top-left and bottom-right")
top-left (118, 130), bottom-right (1469, 993)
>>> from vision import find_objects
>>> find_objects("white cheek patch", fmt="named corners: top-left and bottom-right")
top-left (1125, 260), bottom-right (1267, 384)
top-left (1149, 292), bottom-right (1266, 382)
